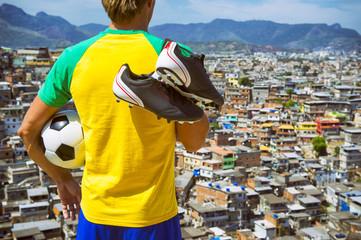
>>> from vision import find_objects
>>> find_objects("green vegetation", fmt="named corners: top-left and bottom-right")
top-left (302, 65), bottom-right (310, 75)
top-left (312, 136), bottom-right (328, 157)
top-left (238, 77), bottom-right (252, 86)
top-left (210, 122), bottom-right (221, 130)
top-left (333, 146), bottom-right (340, 156)
top-left (284, 71), bottom-right (293, 76)
top-left (284, 99), bottom-right (296, 107)
top-left (286, 89), bottom-right (294, 95)
top-left (321, 205), bottom-right (328, 215)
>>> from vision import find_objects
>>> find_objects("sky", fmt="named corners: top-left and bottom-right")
top-left (0, 0), bottom-right (360, 34)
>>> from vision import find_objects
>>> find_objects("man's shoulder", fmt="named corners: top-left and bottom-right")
top-left (64, 32), bottom-right (107, 56)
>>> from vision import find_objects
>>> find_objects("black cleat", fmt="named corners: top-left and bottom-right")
top-left (156, 42), bottom-right (224, 111)
top-left (113, 64), bottom-right (204, 123)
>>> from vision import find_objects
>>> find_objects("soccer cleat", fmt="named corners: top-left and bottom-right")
top-left (156, 42), bottom-right (224, 111)
top-left (113, 64), bottom-right (204, 123)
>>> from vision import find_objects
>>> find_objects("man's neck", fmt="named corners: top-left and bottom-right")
top-left (109, 21), bottom-right (148, 31)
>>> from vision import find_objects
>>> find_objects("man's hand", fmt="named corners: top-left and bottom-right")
top-left (57, 179), bottom-right (82, 220)
top-left (176, 113), bottom-right (209, 152)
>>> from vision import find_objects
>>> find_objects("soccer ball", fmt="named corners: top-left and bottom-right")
top-left (40, 110), bottom-right (85, 169)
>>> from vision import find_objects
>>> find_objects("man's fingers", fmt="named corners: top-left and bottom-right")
top-left (68, 204), bottom-right (76, 220)
top-left (62, 203), bottom-right (69, 219)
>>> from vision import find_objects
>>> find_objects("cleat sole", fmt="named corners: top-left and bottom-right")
top-left (157, 69), bottom-right (219, 110)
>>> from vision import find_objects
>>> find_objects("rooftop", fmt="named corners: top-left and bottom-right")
top-left (206, 146), bottom-right (234, 155)
top-left (298, 196), bottom-right (321, 204)
top-left (189, 201), bottom-right (227, 213)
top-left (12, 219), bottom-right (60, 232)
top-left (262, 194), bottom-right (288, 204)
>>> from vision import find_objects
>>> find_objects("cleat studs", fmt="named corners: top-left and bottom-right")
top-left (178, 121), bottom-right (184, 125)
top-left (157, 116), bottom-right (162, 120)
top-left (189, 122), bottom-right (194, 125)
top-left (167, 119), bottom-right (171, 124)
top-left (116, 98), bottom-right (120, 103)
top-left (129, 103), bottom-right (134, 108)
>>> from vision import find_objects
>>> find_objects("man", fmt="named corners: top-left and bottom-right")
top-left (18, 0), bottom-right (209, 239)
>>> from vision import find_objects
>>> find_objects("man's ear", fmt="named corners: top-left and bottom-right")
top-left (148, 0), bottom-right (155, 8)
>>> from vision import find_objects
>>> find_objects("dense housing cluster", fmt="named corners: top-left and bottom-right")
top-left (1, 47), bottom-right (361, 239)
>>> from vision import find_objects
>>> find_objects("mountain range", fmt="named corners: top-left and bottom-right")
top-left (1, 3), bottom-right (360, 51)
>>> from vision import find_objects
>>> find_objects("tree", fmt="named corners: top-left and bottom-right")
top-left (334, 146), bottom-right (340, 157)
top-left (238, 76), bottom-right (251, 86)
top-left (210, 122), bottom-right (221, 130)
top-left (321, 205), bottom-right (328, 215)
top-left (286, 89), bottom-right (294, 96)
top-left (312, 136), bottom-right (328, 157)
top-left (302, 65), bottom-right (310, 76)
top-left (284, 71), bottom-right (292, 76)
top-left (284, 99), bottom-right (296, 107)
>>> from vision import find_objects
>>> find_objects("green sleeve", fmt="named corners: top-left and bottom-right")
top-left (143, 32), bottom-right (193, 56)
top-left (38, 50), bottom-right (72, 108)
top-left (38, 33), bottom-right (106, 107)
top-left (177, 43), bottom-right (193, 57)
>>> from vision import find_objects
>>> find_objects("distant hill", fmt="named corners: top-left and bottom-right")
top-left (1, 3), bottom-right (360, 51)
top-left (0, 3), bottom-right (92, 48)
top-left (79, 23), bottom-right (108, 35)
top-left (149, 19), bottom-right (361, 51)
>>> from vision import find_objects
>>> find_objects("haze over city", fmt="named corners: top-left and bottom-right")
top-left (0, 0), bottom-right (360, 34)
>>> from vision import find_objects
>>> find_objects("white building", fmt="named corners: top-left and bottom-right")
top-left (254, 220), bottom-right (276, 239)
top-left (339, 145), bottom-right (361, 169)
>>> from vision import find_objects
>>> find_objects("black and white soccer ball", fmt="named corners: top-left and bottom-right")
top-left (41, 110), bottom-right (85, 169)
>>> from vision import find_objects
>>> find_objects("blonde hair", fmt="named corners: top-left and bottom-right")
top-left (102, 0), bottom-right (149, 24)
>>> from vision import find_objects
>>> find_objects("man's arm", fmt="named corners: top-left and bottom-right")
top-left (18, 96), bottom-right (81, 220)
top-left (176, 113), bottom-right (209, 152)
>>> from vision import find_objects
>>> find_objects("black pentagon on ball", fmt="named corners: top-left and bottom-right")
top-left (55, 144), bottom-right (75, 161)
top-left (40, 136), bottom-right (46, 153)
top-left (50, 115), bottom-right (69, 131)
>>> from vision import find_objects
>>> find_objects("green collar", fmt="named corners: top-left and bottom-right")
top-left (102, 28), bottom-right (148, 35)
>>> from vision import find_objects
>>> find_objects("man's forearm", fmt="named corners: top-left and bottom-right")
top-left (176, 113), bottom-right (209, 152)
top-left (18, 96), bottom-right (73, 184)
top-left (20, 130), bottom-right (73, 183)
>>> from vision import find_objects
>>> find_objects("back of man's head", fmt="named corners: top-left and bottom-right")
top-left (102, 0), bottom-right (149, 24)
